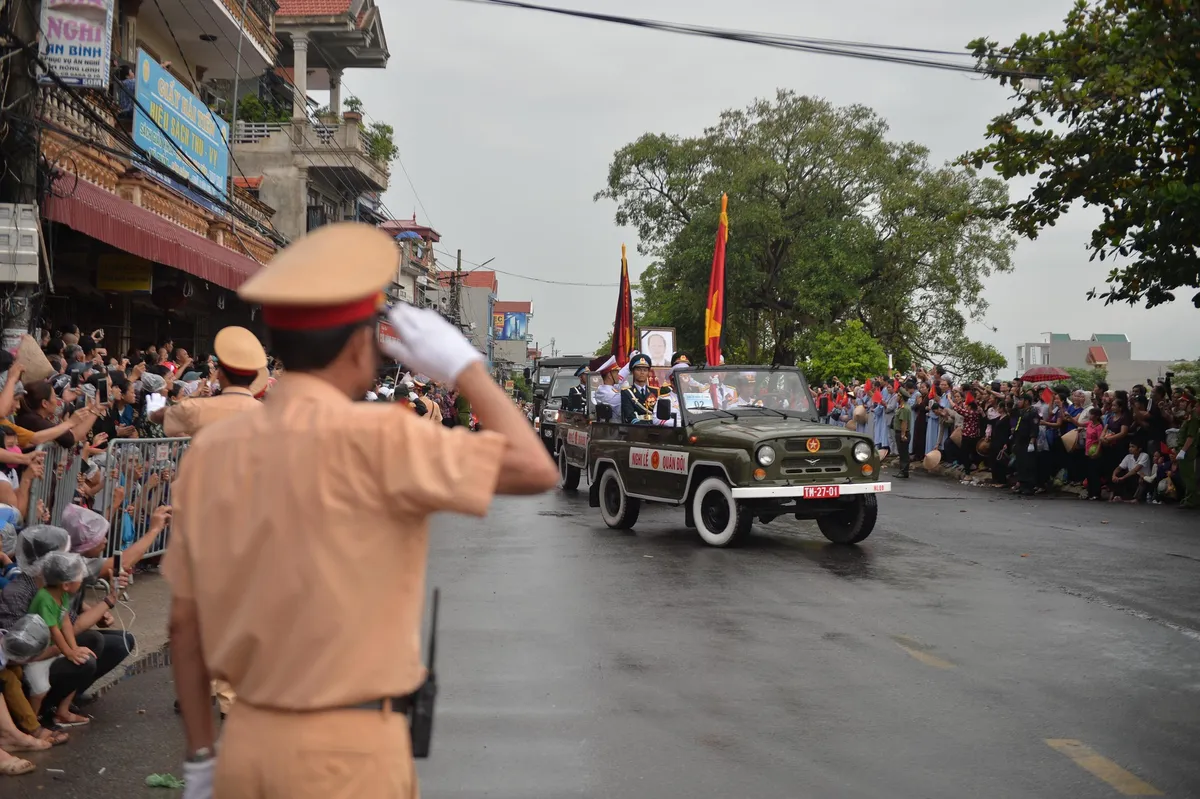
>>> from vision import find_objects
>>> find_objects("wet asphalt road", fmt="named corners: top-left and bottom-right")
top-left (11, 475), bottom-right (1200, 799)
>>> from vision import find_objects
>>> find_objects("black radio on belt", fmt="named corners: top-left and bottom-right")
top-left (409, 587), bottom-right (439, 758)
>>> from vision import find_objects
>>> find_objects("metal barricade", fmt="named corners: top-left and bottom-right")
top-left (97, 438), bottom-right (190, 559)
top-left (23, 443), bottom-right (83, 526)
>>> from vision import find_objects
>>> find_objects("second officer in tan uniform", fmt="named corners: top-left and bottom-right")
top-left (163, 223), bottom-right (557, 799)
top-left (152, 325), bottom-right (268, 719)
top-left (149, 326), bottom-right (268, 437)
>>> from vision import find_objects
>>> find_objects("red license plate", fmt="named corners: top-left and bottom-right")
top-left (803, 485), bottom-right (841, 499)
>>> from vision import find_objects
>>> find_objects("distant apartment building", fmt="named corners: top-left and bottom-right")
top-left (1016, 333), bottom-right (1132, 373)
top-left (492, 300), bottom-right (533, 369)
top-left (1015, 332), bottom-right (1182, 389)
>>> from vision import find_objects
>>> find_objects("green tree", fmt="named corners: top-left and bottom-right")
top-left (511, 373), bottom-right (532, 401)
top-left (802, 321), bottom-right (888, 385)
top-left (367, 122), bottom-right (398, 164)
top-left (343, 96), bottom-right (364, 114)
top-left (1170, 358), bottom-right (1200, 391)
top-left (597, 90), bottom-right (1013, 374)
top-left (229, 93), bottom-right (289, 124)
top-left (968, 0), bottom-right (1200, 308)
top-left (1063, 366), bottom-right (1108, 391)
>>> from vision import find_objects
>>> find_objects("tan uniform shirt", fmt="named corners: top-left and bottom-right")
top-left (418, 395), bottom-right (442, 423)
top-left (161, 373), bottom-right (505, 711)
top-left (163, 386), bottom-right (262, 437)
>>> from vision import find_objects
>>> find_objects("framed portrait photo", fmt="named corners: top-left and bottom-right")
top-left (639, 327), bottom-right (676, 368)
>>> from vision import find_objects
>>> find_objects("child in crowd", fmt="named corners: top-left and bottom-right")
top-left (25, 551), bottom-right (93, 725)
top-left (0, 428), bottom-right (22, 489)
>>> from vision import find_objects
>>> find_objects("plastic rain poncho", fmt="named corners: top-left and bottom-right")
top-left (15, 525), bottom-right (71, 576)
top-left (0, 614), bottom-right (51, 667)
top-left (63, 504), bottom-right (110, 554)
top-left (38, 551), bottom-right (86, 586)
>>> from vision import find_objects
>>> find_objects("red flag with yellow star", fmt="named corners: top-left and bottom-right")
top-left (704, 194), bottom-right (728, 367)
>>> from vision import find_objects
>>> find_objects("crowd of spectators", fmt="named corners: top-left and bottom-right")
top-left (814, 366), bottom-right (1198, 506)
top-left (0, 323), bottom-right (252, 777)
top-left (366, 372), bottom-right (476, 428)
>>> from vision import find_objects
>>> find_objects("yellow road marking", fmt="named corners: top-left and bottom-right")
top-left (891, 635), bottom-right (955, 670)
top-left (1045, 739), bottom-right (1163, 796)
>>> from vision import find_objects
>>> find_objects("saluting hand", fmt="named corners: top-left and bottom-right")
top-left (383, 305), bottom-right (484, 387)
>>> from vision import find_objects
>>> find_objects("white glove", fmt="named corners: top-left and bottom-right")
top-left (182, 758), bottom-right (216, 799)
top-left (1178, 450), bottom-right (1187, 461)
top-left (383, 305), bottom-right (484, 387)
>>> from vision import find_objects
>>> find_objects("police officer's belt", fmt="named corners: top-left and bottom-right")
top-left (350, 692), bottom-right (416, 714)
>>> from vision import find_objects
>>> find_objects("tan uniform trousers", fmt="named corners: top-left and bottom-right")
top-left (214, 701), bottom-right (418, 799)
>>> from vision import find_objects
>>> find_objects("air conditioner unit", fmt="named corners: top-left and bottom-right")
top-left (0, 203), bottom-right (39, 284)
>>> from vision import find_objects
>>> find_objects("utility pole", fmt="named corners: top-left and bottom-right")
top-left (0, 0), bottom-right (46, 347)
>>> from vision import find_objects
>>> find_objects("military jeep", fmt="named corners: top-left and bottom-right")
top-left (584, 366), bottom-right (890, 547)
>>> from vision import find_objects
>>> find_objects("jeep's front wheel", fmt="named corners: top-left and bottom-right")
top-left (692, 477), bottom-right (753, 547)
top-left (817, 495), bottom-right (878, 545)
top-left (558, 448), bottom-right (581, 491)
top-left (598, 467), bottom-right (639, 529)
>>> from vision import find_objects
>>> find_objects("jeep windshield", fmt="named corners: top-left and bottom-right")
top-left (674, 368), bottom-right (816, 420)
top-left (548, 370), bottom-right (579, 401)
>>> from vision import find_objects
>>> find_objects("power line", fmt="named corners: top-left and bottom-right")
top-left (430, 246), bottom-right (620, 287)
top-left (184, 2), bottom-right (389, 226)
top-left (148, 0), bottom-right (255, 192)
top-left (450, 0), bottom-right (1053, 78)
top-left (328, 73), bottom-right (430, 225)
top-left (5, 23), bottom-right (282, 245)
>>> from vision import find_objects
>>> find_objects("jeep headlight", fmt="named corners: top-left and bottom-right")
top-left (853, 441), bottom-right (873, 463)
top-left (756, 445), bottom-right (776, 466)
top-left (543, 409), bottom-right (560, 423)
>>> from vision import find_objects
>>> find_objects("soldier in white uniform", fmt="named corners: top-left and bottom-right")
top-left (591, 357), bottom-right (622, 420)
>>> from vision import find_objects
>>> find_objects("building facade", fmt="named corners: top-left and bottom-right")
top-left (379, 217), bottom-right (439, 309)
top-left (230, 0), bottom-right (391, 243)
top-left (18, 0), bottom-right (284, 355)
top-left (492, 300), bottom-right (532, 370)
top-left (1016, 333), bottom-right (1132, 374)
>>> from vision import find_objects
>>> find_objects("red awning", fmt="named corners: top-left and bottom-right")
top-left (43, 177), bottom-right (263, 290)
top-left (1087, 345), bottom-right (1109, 366)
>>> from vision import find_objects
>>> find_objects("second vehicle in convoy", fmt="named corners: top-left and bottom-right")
top-left (558, 365), bottom-right (890, 548)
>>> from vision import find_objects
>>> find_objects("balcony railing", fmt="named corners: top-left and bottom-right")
top-left (233, 120), bottom-right (385, 167)
top-left (217, 0), bottom-right (279, 60)
top-left (232, 121), bottom-right (287, 145)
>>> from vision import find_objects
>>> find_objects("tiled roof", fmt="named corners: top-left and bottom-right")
top-left (494, 300), bottom-right (531, 313)
top-left (1087, 346), bottom-right (1109, 365)
top-left (276, 0), bottom-right (351, 16)
top-left (379, 218), bottom-right (441, 242)
top-left (233, 177), bottom-right (263, 189)
top-left (1091, 333), bottom-right (1129, 343)
top-left (437, 270), bottom-right (497, 292)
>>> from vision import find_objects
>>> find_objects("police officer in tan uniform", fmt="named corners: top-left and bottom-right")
top-left (163, 223), bottom-right (557, 799)
top-left (152, 326), bottom-right (267, 719)
top-left (149, 326), bottom-right (269, 437)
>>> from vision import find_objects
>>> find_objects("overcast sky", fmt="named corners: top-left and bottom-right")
top-left (343, 0), bottom-right (1199, 368)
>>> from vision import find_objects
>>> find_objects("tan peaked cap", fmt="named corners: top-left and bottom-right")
top-left (237, 222), bottom-right (398, 307)
top-left (250, 367), bottom-right (270, 395)
top-left (213, 326), bottom-right (268, 373)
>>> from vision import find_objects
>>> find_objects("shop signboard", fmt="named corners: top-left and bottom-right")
top-left (97, 254), bottom-right (153, 292)
top-left (38, 0), bottom-right (115, 89)
top-left (132, 49), bottom-right (229, 205)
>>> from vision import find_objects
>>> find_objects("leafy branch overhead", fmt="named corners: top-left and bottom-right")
top-left (596, 89), bottom-right (1013, 377)
top-left (967, 0), bottom-right (1200, 308)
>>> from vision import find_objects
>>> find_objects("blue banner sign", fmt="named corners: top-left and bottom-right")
top-left (132, 50), bottom-right (229, 201)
